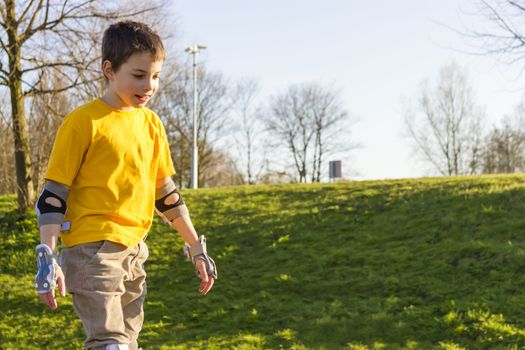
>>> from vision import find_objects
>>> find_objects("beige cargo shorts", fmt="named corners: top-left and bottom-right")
top-left (61, 240), bottom-right (149, 350)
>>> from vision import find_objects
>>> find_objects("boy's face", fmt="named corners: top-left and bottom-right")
top-left (104, 52), bottom-right (163, 109)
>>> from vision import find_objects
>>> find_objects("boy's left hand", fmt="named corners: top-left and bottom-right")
top-left (195, 259), bottom-right (215, 295)
top-left (38, 269), bottom-right (66, 310)
top-left (35, 244), bottom-right (66, 310)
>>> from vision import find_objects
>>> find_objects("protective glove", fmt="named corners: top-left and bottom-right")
top-left (183, 235), bottom-right (218, 280)
top-left (34, 244), bottom-right (62, 293)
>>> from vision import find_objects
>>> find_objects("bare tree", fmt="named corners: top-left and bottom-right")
top-left (0, 90), bottom-right (15, 195)
top-left (405, 62), bottom-right (485, 176)
top-left (230, 79), bottom-right (267, 184)
top-left (306, 84), bottom-right (349, 182)
top-left (148, 60), bottom-right (192, 187)
top-left (0, 0), bottom-right (165, 211)
top-left (28, 71), bottom-right (72, 191)
top-left (482, 106), bottom-right (525, 173)
top-left (149, 60), bottom-right (234, 188)
top-left (267, 85), bottom-right (312, 183)
top-left (199, 147), bottom-right (244, 187)
top-left (465, 0), bottom-right (525, 68)
top-left (265, 82), bottom-right (350, 183)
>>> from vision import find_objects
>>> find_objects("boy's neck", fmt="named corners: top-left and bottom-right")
top-left (100, 91), bottom-right (135, 111)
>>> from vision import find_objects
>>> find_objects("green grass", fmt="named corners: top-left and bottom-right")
top-left (2, 175), bottom-right (525, 349)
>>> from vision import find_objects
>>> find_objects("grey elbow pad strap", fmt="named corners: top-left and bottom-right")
top-left (162, 205), bottom-right (189, 221)
top-left (35, 181), bottom-right (69, 227)
top-left (155, 180), bottom-right (189, 222)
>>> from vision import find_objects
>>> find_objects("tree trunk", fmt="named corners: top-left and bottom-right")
top-left (315, 131), bottom-right (322, 182)
top-left (7, 1), bottom-right (34, 211)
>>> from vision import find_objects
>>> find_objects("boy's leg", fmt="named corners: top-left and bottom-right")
top-left (121, 241), bottom-right (149, 350)
top-left (62, 241), bottom-right (134, 349)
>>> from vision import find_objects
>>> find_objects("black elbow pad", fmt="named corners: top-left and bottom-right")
top-left (35, 181), bottom-right (68, 227)
top-left (155, 181), bottom-right (189, 221)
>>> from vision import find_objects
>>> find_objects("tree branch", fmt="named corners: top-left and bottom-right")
top-left (18, 0), bottom-right (41, 26)
top-left (23, 75), bottom-right (84, 97)
top-left (508, 0), bottom-right (525, 14)
top-left (0, 36), bottom-right (11, 61)
top-left (20, 0), bottom-right (66, 43)
top-left (21, 60), bottom-right (82, 74)
top-left (0, 71), bottom-right (9, 85)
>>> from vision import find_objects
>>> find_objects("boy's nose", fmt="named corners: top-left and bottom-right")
top-left (144, 79), bottom-right (155, 91)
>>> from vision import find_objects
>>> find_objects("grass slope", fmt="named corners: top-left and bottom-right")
top-left (2, 175), bottom-right (525, 349)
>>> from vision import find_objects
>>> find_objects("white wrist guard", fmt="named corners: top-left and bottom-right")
top-left (34, 244), bottom-right (61, 294)
top-left (183, 235), bottom-right (218, 279)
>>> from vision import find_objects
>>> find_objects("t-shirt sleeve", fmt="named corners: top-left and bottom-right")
top-left (45, 115), bottom-right (91, 187)
top-left (156, 120), bottom-right (176, 180)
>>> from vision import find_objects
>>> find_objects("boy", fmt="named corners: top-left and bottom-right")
top-left (33, 21), bottom-right (217, 350)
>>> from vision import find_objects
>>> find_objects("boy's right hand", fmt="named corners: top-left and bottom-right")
top-left (183, 235), bottom-right (217, 295)
top-left (35, 244), bottom-right (66, 310)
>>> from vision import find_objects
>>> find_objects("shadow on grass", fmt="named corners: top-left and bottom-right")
top-left (142, 178), bottom-right (525, 349)
top-left (4, 177), bottom-right (525, 349)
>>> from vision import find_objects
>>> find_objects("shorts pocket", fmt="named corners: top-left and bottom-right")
top-left (62, 241), bottom-right (106, 293)
top-left (82, 241), bottom-right (127, 293)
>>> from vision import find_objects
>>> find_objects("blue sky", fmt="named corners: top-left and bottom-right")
top-left (169, 0), bottom-right (525, 180)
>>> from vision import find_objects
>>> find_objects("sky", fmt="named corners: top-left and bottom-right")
top-left (168, 0), bottom-right (525, 181)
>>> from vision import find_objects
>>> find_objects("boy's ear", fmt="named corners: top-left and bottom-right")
top-left (102, 60), bottom-right (114, 80)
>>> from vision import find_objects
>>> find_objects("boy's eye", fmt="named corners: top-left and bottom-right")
top-left (133, 74), bottom-right (144, 79)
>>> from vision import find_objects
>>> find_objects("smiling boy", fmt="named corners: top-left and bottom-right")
top-left (33, 21), bottom-right (216, 350)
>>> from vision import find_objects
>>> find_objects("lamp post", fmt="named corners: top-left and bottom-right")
top-left (185, 44), bottom-right (207, 189)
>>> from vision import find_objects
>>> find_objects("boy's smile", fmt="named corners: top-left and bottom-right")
top-left (101, 51), bottom-right (163, 111)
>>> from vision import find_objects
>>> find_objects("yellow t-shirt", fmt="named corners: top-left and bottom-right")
top-left (45, 98), bottom-right (175, 248)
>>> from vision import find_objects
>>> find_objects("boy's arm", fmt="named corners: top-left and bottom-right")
top-left (156, 176), bottom-right (199, 245)
top-left (155, 177), bottom-right (216, 295)
top-left (35, 181), bottom-right (68, 310)
top-left (40, 224), bottom-right (61, 252)
top-left (38, 224), bottom-right (65, 309)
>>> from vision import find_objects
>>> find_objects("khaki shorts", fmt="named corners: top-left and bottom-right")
top-left (62, 240), bottom-right (149, 350)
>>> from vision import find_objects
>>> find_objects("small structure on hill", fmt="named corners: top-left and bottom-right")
top-left (329, 160), bottom-right (342, 182)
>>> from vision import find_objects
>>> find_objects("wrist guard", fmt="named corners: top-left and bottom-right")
top-left (34, 244), bottom-right (61, 294)
top-left (183, 235), bottom-right (218, 280)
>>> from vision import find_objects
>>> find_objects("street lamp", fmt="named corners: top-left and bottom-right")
top-left (185, 44), bottom-right (207, 189)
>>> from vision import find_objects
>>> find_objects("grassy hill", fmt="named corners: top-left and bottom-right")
top-left (2, 175), bottom-right (525, 349)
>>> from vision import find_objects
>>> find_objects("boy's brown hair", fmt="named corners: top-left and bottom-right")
top-left (101, 21), bottom-right (165, 79)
